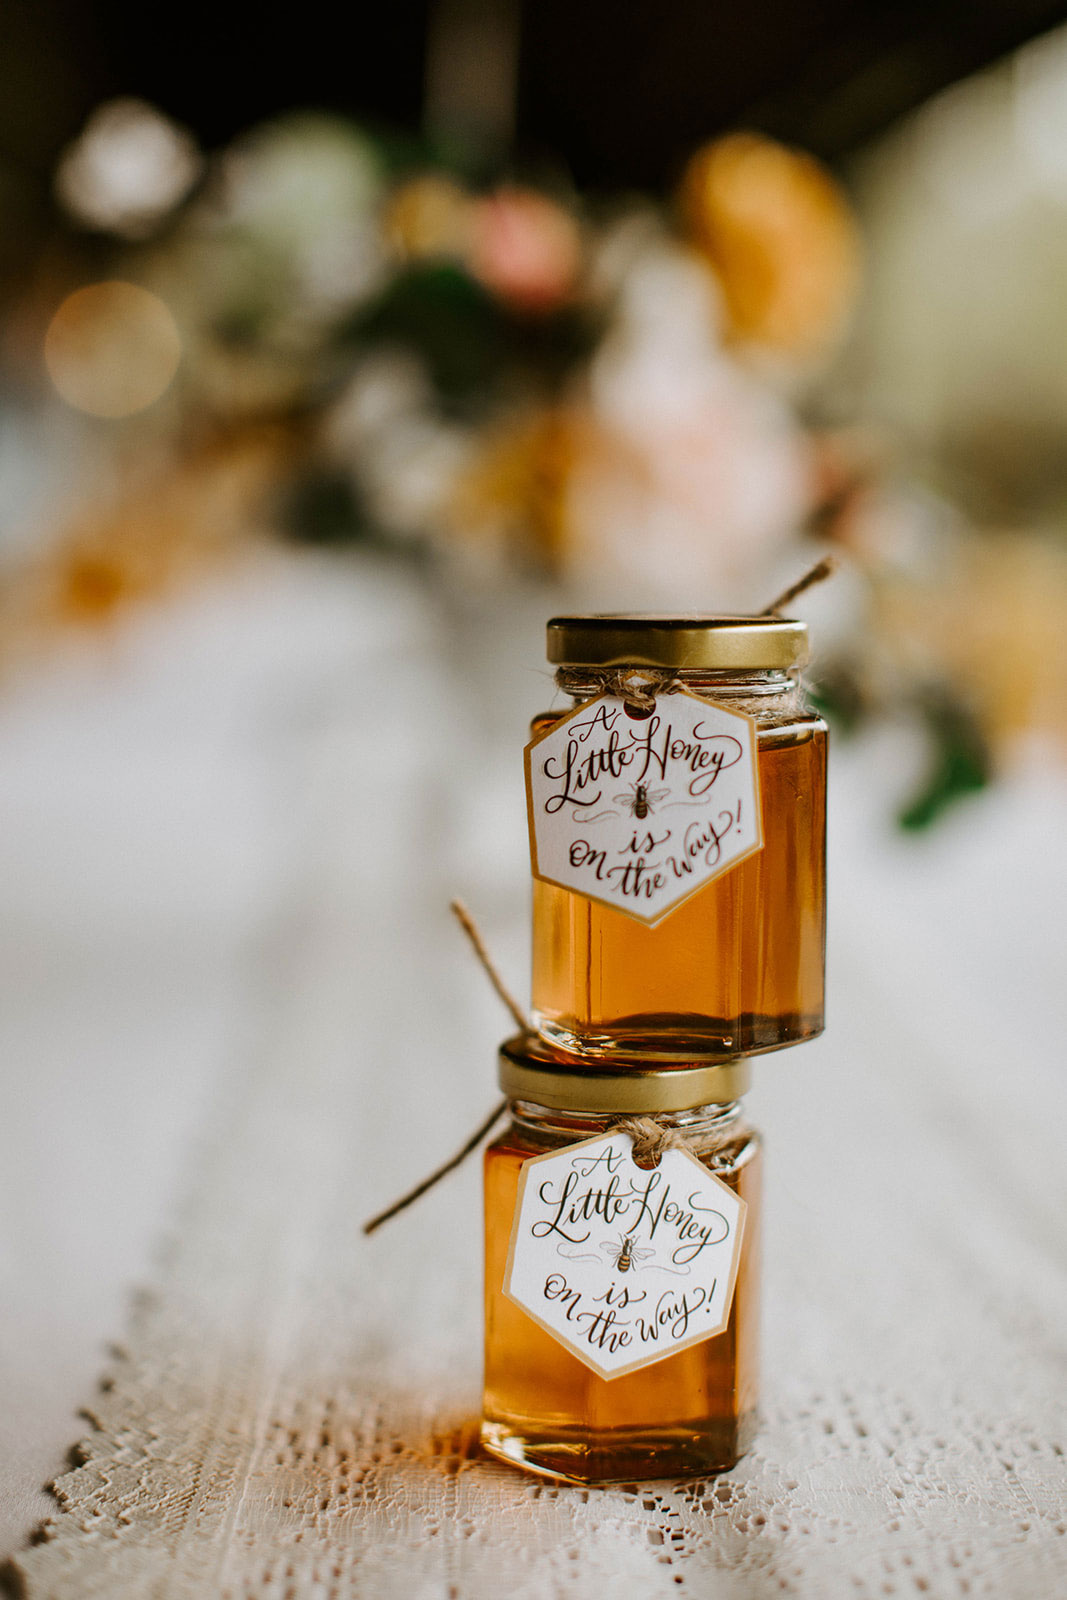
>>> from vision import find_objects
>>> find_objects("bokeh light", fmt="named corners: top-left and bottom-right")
top-left (54, 99), bottom-right (202, 240)
top-left (44, 282), bottom-right (182, 418)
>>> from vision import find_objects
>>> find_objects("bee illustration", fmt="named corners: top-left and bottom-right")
top-left (601, 1233), bottom-right (655, 1274)
top-left (613, 782), bottom-right (670, 819)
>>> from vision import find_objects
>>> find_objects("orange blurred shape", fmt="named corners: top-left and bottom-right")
top-left (41, 425), bottom-right (289, 629)
top-left (385, 173), bottom-right (472, 261)
top-left (44, 281), bottom-right (182, 418)
top-left (679, 133), bottom-right (861, 361)
top-left (875, 535), bottom-right (1067, 749)
top-left (451, 407), bottom-right (587, 563)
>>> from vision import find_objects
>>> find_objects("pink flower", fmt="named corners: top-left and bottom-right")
top-left (468, 187), bottom-right (582, 313)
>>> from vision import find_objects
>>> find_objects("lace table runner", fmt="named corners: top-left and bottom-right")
top-left (7, 605), bottom-right (1067, 1600)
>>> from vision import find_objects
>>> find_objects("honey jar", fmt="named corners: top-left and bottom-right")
top-left (527, 614), bottom-right (826, 1060)
top-left (482, 1036), bottom-right (761, 1482)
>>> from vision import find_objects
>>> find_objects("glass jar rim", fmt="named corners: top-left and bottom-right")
top-left (546, 614), bottom-right (808, 672)
top-left (507, 1097), bottom-right (742, 1138)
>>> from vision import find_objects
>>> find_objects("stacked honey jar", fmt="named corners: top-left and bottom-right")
top-left (481, 614), bottom-right (827, 1483)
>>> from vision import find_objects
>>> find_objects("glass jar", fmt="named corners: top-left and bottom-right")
top-left (482, 1037), bottom-right (762, 1484)
top-left (529, 615), bottom-right (827, 1060)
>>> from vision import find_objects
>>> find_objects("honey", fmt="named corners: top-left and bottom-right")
top-left (482, 1083), bottom-right (762, 1483)
top-left (531, 703), bottom-right (826, 1058)
top-left (474, 609), bottom-right (827, 1485)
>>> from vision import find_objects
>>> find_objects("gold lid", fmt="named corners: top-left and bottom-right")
top-left (498, 1034), bottom-right (751, 1112)
top-left (546, 613), bottom-right (809, 671)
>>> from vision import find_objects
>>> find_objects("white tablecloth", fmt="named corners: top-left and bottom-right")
top-left (2, 551), bottom-right (1065, 1597)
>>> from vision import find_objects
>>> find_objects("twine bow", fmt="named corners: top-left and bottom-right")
top-left (580, 668), bottom-right (684, 712)
top-left (614, 1116), bottom-right (686, 1167)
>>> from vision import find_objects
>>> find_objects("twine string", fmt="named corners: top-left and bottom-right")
top-left (362, 901), bottom-right (528, 1235)
top-left (360, 908), bottom-right (690, 1232)
top-left (448, 898), bottom-right (529, 1033)
top-left (759, 554), bottom-right (836, 617)
top-left (576, 668), bottom-right (685, 712)
top-left (362, 1097), bottom-right (509, 1236)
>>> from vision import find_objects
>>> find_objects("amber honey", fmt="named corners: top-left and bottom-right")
top-left (479, 615), bottom-right (819, 1481)
top-left (531, 706), bottom-right (827, 1060)
top-left (482, 1103), bottom-right (762, 1483)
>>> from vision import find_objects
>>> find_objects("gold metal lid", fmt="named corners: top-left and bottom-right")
top-left (498, 1034), bottom-right (751, 1112)
top-left (546, 613), bottom-right (809, 671)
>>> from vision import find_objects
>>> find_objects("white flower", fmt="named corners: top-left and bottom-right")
top-left (210, 114), bottom-right (385, 317)
top-left (55, 99), bottom-right (201, 240)
top-left (567, 241), bottom-right (811, 604)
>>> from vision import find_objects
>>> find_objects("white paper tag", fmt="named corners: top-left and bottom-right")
top-left (525, 691), bottom-right (761, 924)
top-left (504, 1131), bottom-right (746, 1379)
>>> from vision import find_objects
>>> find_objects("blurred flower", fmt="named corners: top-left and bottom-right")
top-left (384, 173), bottom-right (473, 262)
top-left (452, 406), bottom-right (586, 563)
top-left (566, 241), bottom-right (812, 602)
top-left (874, 532), bottom-right (1067, 749)
top-left (142, 232), bottom-right (318, 416)
top-left (679, 132), bottom-right (860, 363)
top-left (34, 426), bottom-right (286, 628)
top-left (44, 282), bottom-right (182, 418)
top-left (468, 186), bottom-right (583, 313)
top-left (452, 239), bottom-right (812, 595)
top-left (209, 114), bottom-right (385, 321)
top-left (55, 99), bottom-right (202, 240)
top-left (325, 349), bottom-right (434, 452)
top-left (587, 208), bottom-right (672, 305)
top-left (325, 352), bottom-right (473, 541)
top-left (129, 117), bottom-right (388, 418)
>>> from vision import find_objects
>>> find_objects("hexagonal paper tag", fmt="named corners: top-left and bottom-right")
top-left (525, 692), bottom-right (761, 924)
top-left (504, 1130), bottom-right (746, 1379)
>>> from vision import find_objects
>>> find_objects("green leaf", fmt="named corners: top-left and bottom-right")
top-left (339, 264), bottom-right (503, 411)
top-left (897, 692), bottom-right (992, 832)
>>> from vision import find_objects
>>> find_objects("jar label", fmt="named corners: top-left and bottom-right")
top-left (504, 1130), bottom-right (746, 1379)
top-left (525, 691), bottom-right (761, 923)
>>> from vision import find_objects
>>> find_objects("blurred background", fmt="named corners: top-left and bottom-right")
top-left (2, 0), bottom-right (1067, 815)
top-left (2, 0), bottom-right (1067, 1556)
